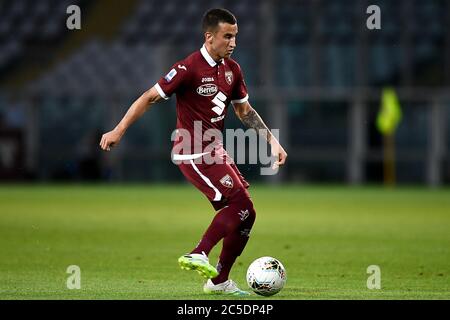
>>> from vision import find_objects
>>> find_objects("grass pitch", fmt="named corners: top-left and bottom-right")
top-left (0, 184), bottom-right (449, 299)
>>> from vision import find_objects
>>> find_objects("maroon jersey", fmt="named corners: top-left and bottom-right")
top-left (155, 45), bottom-right (248, 156)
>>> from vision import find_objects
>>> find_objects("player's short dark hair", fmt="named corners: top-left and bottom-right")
top-left (202, 8), bottom-right (237, 33)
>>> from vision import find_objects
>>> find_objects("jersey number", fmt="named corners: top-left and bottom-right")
top-left (211, 91), bottom-right (227, 115)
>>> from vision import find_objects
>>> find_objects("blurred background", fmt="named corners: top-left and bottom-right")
top-left (0, 0), bottom-right (449, 186)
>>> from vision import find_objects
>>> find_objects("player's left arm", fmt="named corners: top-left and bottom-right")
top-left (233, 101), bottom-right (288, 169)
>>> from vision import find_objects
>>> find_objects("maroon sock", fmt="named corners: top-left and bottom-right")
top-left (191, 193), bottom-right (256, 285)
top-left (191, 202), bottom-right (244, 256)
top-left (211, 228), bottom-right (252, 284)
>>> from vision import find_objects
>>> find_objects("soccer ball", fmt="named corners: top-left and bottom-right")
top-left (246, 256), bottom-right (287, 296)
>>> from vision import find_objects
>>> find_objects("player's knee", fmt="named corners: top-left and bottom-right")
top-left (242, 197), bottom-right (256, 224)
top-left (237, 197), bottom-right (256, 243)
top-left (230, 188), bottom-right (256, 227)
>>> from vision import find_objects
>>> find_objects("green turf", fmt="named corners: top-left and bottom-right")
top-left (0, 184), bottom-right (449, 299)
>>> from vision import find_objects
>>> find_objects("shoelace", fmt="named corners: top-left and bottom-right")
top-left (224, 280), bottom-right (239, 292)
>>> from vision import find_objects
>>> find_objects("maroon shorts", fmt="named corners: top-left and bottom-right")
top-left (177, 150), bottom-right (250, 211)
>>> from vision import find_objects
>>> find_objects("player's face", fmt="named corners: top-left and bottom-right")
top-left (207, 22), bottom-right (238, 60)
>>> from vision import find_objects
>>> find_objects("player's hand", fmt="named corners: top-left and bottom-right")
top-left (270, 140), bottom-right (288, 170)
top-left (99, 128), bottom-right (123, 151)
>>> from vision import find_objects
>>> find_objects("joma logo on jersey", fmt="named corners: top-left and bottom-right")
top-left (197, 84), bottom-right (218, 96)
top-left (201, 77), bottom-right (214, 83)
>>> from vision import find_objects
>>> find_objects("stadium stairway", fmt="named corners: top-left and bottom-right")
top-left (2, 0), bottom-right (138, 91)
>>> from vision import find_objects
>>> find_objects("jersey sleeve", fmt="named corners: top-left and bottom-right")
top-left (155, 63), bottom-right (189, 100)
top-left (231, 64), bottom-right (249, 104)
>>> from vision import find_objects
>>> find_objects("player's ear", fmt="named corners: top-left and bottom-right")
top-left (205, 31), bottom-right (214, 44)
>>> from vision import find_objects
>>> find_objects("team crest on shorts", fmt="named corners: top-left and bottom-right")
top-left (220, 174), bottom-right (233, 188)
top-left (225, 71), bottom-right (233, 85)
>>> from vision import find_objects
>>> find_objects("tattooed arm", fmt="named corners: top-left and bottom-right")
top-left (233, 101), bottom-right (288, 169)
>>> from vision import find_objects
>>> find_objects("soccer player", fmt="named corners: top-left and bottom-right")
top-left (100, 8), bottom-right (287, 295)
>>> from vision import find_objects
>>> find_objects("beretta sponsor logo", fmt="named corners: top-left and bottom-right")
top-left (197, 84), bottom-right (218, 96)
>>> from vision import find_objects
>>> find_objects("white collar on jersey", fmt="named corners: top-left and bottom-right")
top-left (200, 44), bottom-right (225, 67)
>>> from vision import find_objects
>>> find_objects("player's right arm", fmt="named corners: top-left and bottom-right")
top-left (100, 61), bottom-right (188, 151)
top-left (99, 86), bottom-right (162, 151)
